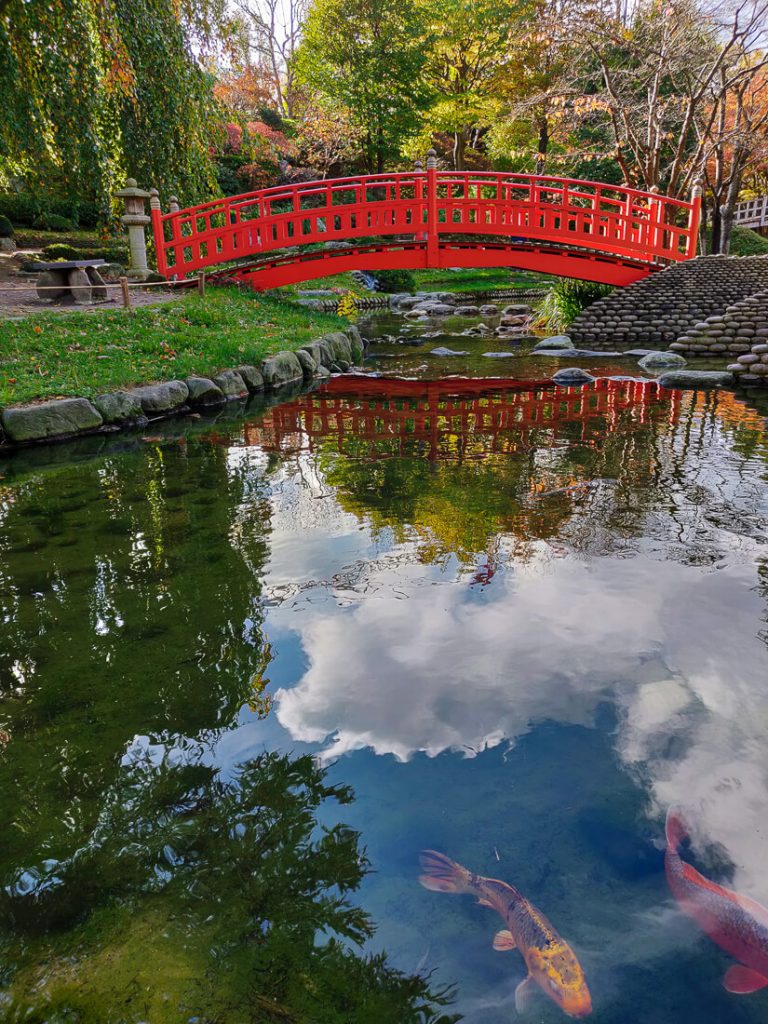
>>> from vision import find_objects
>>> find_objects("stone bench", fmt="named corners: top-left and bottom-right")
top-left (35, 260), bottom-right (109, 304)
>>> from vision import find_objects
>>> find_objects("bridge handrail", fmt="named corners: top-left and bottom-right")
top-left (151, 171), bottom-right (701, 280)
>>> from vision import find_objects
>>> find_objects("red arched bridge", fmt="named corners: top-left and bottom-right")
top-left (151, 168), bottom-right (701, 290)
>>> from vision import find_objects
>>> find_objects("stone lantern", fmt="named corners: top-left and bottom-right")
top-left (114, 178), bottom-right (152, 280)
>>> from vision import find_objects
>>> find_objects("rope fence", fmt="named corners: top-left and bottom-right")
top-left (0, 273), bottom-right (204, 308)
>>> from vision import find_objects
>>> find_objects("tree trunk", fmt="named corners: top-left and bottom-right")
top-left (710, 202), bottom-right (722, 254)
top-left (698, 199), bottom-right (708, 256)
top-left (719, 154), bottom-right (746, 255)
top-left (535, 117), bottom-right (549, 175)
top-left (376, 124), bottom-right (385, 174)
top-left (453, 131), bottom-right (466, 171)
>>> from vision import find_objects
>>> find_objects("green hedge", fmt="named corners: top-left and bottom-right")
top-left (370, 268), bottom-right (416, 293)
top-left (42, 242), bottom-right (128, 263)
top-left (728, 225), bottom-right (768, 256)
top-left (0, 192), bottom-right (102, 229)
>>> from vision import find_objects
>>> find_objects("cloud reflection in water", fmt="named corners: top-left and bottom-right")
top-left (274, 548), bottom-right (768, 895)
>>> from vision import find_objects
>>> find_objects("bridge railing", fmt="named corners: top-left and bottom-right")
top-left (151, 170), bottom-right (701, 281)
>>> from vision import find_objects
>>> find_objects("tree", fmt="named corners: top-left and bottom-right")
top-left (0, 0), bottom-right (223, 213)
top-left (487, 0), bottom-right (584, 173)
top-left (293, 96), bottom-right (365, 177)
top-left (294, 0), bottom-right (432, 173)
top-left (578, 0), bottom-right (768, 210)
top-left (414, 0), bottom-right (519, 170)
top-left (230, 0), bottom-right (308, 116)
top-left (703, 60), bottom-right (768, 252)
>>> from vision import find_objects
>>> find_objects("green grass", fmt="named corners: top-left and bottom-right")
top-left (0, 286), bottom-right (347, 406)
top-left (410, 267), bottom-right (548, 291)
top-left (275, 267), bottom-right (548, 296)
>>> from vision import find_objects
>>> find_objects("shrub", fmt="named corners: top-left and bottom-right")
top-left (0, 192), bottom-right (37, 226)
top-left (42, 242), bottom-right (128, 264)
top-left (42, 243), bottom-right (80, 260)
top-left (727, 226), bottom-right (768, 257)
top-left (0, 193), bottom-right (102, 229)
top-left (370, 268), bottom-right (416, 293)
top-left (33, 213), bottom-right (76, 232)
top-left (534, 279), bottom-right (613, 332)
top-left (0, 214), bottom-right (14, 237)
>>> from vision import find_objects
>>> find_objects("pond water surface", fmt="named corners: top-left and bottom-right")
top-left (2, 307), bottom-right (768, 1023)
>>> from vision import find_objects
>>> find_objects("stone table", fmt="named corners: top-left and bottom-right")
top-left (35, 260), bottom-right (109, 304)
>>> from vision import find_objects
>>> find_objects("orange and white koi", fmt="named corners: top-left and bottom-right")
top-left (419, 850), bottom-right (592, 1017)
top-left (666, 807), bottom-right (768, 996)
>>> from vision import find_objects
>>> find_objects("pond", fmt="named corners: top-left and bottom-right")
top-left (2, 304), bottom-right (768, 1023)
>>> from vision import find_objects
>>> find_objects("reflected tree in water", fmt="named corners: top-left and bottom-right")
top-left (1, 751), bottom-right (457, 1022)
top-left (0, 440), bottom-right (273, 910)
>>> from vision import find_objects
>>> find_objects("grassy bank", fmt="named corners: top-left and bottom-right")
top-left (1, 286), bottom-right (346, 406)
top-left (276, 267), bottom-right (549, 296)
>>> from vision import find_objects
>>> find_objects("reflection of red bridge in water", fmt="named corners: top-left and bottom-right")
top-left (246, 377), bottom-right (678, 461)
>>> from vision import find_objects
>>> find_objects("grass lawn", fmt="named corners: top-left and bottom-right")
top-left (275, 267), bottom-right (550, 296)
top-left (0, 286), bottom-right (346, 407)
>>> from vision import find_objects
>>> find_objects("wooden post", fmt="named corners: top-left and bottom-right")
top-left (426, 148), bottom-right (439, 268)
top-left (197, 270), bottom-right (206, 297)
top-left (689, 179), bottom-right (704, 258)
top-left (119, 276), bottom-right (132, 309)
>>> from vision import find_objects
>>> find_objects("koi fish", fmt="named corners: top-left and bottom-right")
top-left (665, 807), bottom-right (768, 995)
top-left (419, 850), bottom-right (592, 1017)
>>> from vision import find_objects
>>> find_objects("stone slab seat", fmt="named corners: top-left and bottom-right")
top-left (36, 260), bottom-right (107, 271)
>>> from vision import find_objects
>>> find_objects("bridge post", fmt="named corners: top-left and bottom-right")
top-left (426, 148), bottom-right (439, 268)
top-left (149, 189), bottom-right (168, 277)
top-left (689, 179), bottom-right (703, 257)
top-left (414, 158), bottom-right (427, 242)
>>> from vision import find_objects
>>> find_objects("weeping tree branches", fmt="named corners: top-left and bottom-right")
top-left (0, 0), bottom-right (223, 210)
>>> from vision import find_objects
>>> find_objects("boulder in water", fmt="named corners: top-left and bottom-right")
top-left (429, 347), bottom-right (469, 357)
top-left (638, 351), bottom-right (687, 370)
top-left (657, 370), bottom-right (733, 389)
top-left (552, 367), bottom-right (595, 385)
top-left (534, 335), bottom-right (575, 351)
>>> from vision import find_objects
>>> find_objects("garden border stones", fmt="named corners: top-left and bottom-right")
top-left (0, 325), bottom-right (366, 449)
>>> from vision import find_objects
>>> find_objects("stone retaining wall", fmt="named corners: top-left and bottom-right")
top-left (0, 327), bottom-right (365, 449)
top-left (570, 255), bottom-right (768, 349)
top-left (692, 290), bottom-right (768, 386)
top-left (669, 290), bottom-right (768, 368)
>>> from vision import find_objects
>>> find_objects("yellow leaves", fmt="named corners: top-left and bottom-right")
top-left (335, 290), bottom-right (360, 320)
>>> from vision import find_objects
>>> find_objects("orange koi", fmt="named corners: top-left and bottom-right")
top-left (419, 850), bottom-right (592, 1017)
top-left (666, 807), bottom-right (768, 996)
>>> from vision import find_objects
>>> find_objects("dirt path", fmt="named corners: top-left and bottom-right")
top-left (0, 251), bottom-right (179, 320)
